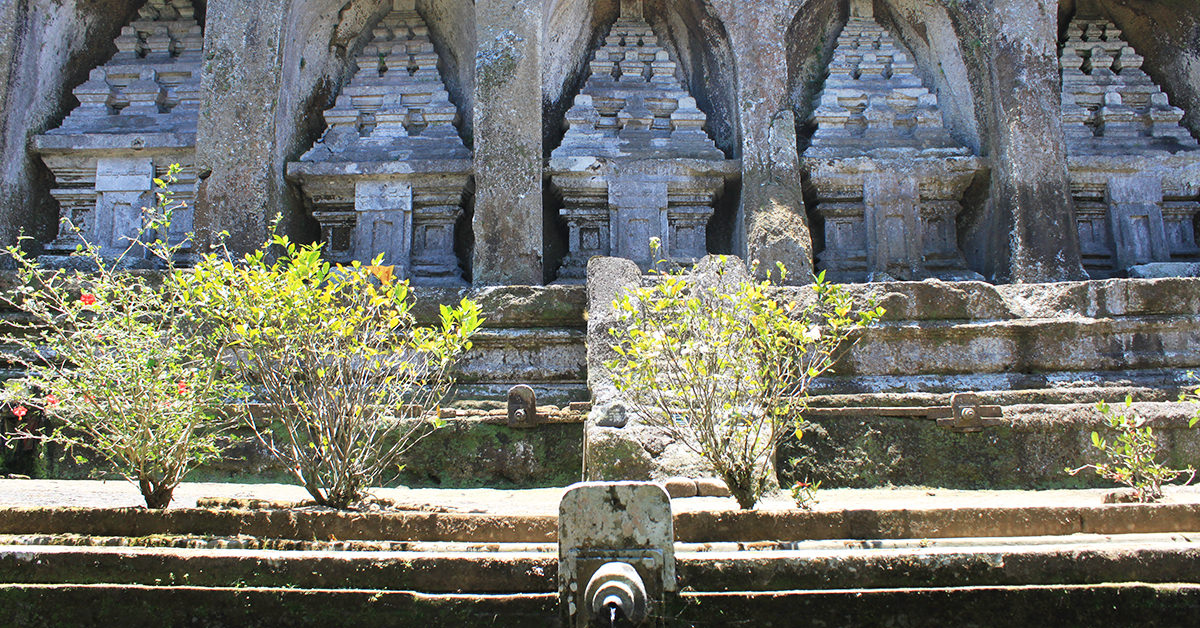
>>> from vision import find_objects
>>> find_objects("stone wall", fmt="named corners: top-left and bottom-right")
top-left (2, 0), bottom-right (1197, 284)
top-left (582, 254), bottom-right (1200, 485)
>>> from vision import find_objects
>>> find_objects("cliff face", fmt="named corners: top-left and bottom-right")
top-left (0, 0), bottom-right (1197, 284)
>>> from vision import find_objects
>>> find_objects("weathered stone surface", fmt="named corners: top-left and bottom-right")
top-left (409, 284), bottom-right (586, 327)
top-left (395, 419), bottom-right (582, 488)
top-left (694, 478), bottom-right (731, 498)
top-left (29, 1), bottom-right (202, 264)
top-left (287, 1), bottom-right (473, 285)
top-left (1059, 14), bottom-right (1200, 278)
top-left (473, 0), bottom-right (543, 285)
top-left (940, 0), bottom-right (1087, 282)
top-left (193, 0), bottom-right (290, 254)
top-left (548, 1), bottom-right (738, 279)
top-left (1128, 262), bottom-right (1200, 279)
top-left (802, 5), bottom-right (985, 283)
top-left (558, 481), bottom-right (674, 626)
top-left (710, 0), bottom-right (814, 283)
top-left (661, 477), bottom-right (698, 499)
top-left (584, 256), bottom-right (641, 404)
top-left (784, 402), bottom-right (1200, 489)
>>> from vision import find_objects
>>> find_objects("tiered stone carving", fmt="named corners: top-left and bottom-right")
top-left (34, 0), bottom-right (202, 264)
top-left (801, 7), bottom-right (984, 283)
top-left (547, 0), bottom-right (737, 280)
top-left (287, 0), bottom-right (471, 285)
top-left (1060, 17), bottom-right (1200, 277)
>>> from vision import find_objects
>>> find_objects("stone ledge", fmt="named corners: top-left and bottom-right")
top-left (0, 545), bottom-right (555, 593)
top-left (3, 497), bottom-right (1198, 545)
top-left (0, 585), bottom-right (558, 627)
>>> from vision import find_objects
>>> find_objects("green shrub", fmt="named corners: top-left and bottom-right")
top-left (1067, 395), bottom-right (1197, 503)
top-left (790, 478), bottom-right (821, 510)
top-left (181, 235), bottom-right (481, 509)
top-left (0, 166), bottom-right (240, 508)
top-left (606, 254), bottom-right (883, 510)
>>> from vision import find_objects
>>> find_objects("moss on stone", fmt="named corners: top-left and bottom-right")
top-left (780, 412), bottom-right (1200, 490)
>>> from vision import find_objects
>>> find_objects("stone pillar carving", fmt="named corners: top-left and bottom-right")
top-left (864, 173), bottom-right (923, 281)
top-left (1060, 15), bottom-right (1200, 277)
top-left (93, 157), bottom-right (154, 256)
top-left (1106, 176), bottom-right (1170, 270)
top-left (354, 181), bottom-right (414, 276)
top-left (412, 204), bottom-right (465, 283)
top-left (802, 14), bottom-right (983, 283)
top-left (34, 0), bottom-right (202, 266)
top-left (288, 2), bottom-right (471, 286)
top-left (548, 8), bottom-right (737, 280)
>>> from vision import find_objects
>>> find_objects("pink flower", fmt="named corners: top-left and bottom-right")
top-left (45, 394), bottom-right (60, 408)
top-left (80, 294), bottom-right (97, 306)
top-left (12, 406), bottom-right (27, 418)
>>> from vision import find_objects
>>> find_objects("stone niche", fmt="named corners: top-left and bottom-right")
top-left (547, 0), bottom-right (739, 281)
top-left (34, 0), bottom-right (203, 265)
top-left (287, 0), bottom-right (472, 286)
top-left (1060, 15), bottom-right (1200, 278)
top-left (801, 5), bottom-right (984, 283)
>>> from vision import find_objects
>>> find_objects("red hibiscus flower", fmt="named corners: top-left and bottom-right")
top-left (12, 406), bottom-right (27, 418)
top-left (45, 394), bottom-right (60, 407)
top-left (80, 294), bottom-right (97, 306)
top-left (176, 381), bottom-right (188, 395)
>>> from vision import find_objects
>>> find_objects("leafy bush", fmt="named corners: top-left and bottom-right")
top-left (181, 235), bottom-right (481, 509)
top-left (1185, 372), bottom-right (1200, 422)
top-left (1, 167), bottom-right (239, 508)
top-left (790, 478), bottom-right (821, 510)
top-left (606, 255), bottom-right (883, 509)
top-left (1066, 395), bottom-right (1197, 503)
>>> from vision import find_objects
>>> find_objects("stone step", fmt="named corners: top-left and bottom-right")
top-left (3, 495), bottom-right (1198, 544)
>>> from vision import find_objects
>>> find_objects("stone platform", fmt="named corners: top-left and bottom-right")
top-left (585, 260), bottom-right (1200, 486)
top-left (3, 480), bottom-right (1200, 626)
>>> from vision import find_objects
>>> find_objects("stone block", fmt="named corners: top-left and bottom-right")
top-left (558, 481), bottom-right (675, 627)
top-left (662, 477), bottom-right (698, 499)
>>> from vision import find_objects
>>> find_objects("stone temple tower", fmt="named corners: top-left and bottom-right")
top-left (802, 1), bottom-right (984, 283)
top-left (1059, 14), bottom-right (1200, 278)
top-left (547, 0), bottom-right (738, 280)
top-left (288, 0), bottom-right (472, 286)
top-left (35, 0), bottom-right (203, 265)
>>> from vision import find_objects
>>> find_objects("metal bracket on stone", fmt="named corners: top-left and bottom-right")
top-left (559, 482), bottom-right (674, 627)
top-left (805, 392), bottom-right (1005, 433)
top-left (507, 384), bottom-right (540, 428)
top-left (929, 393), bottom-right (1003, 433)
